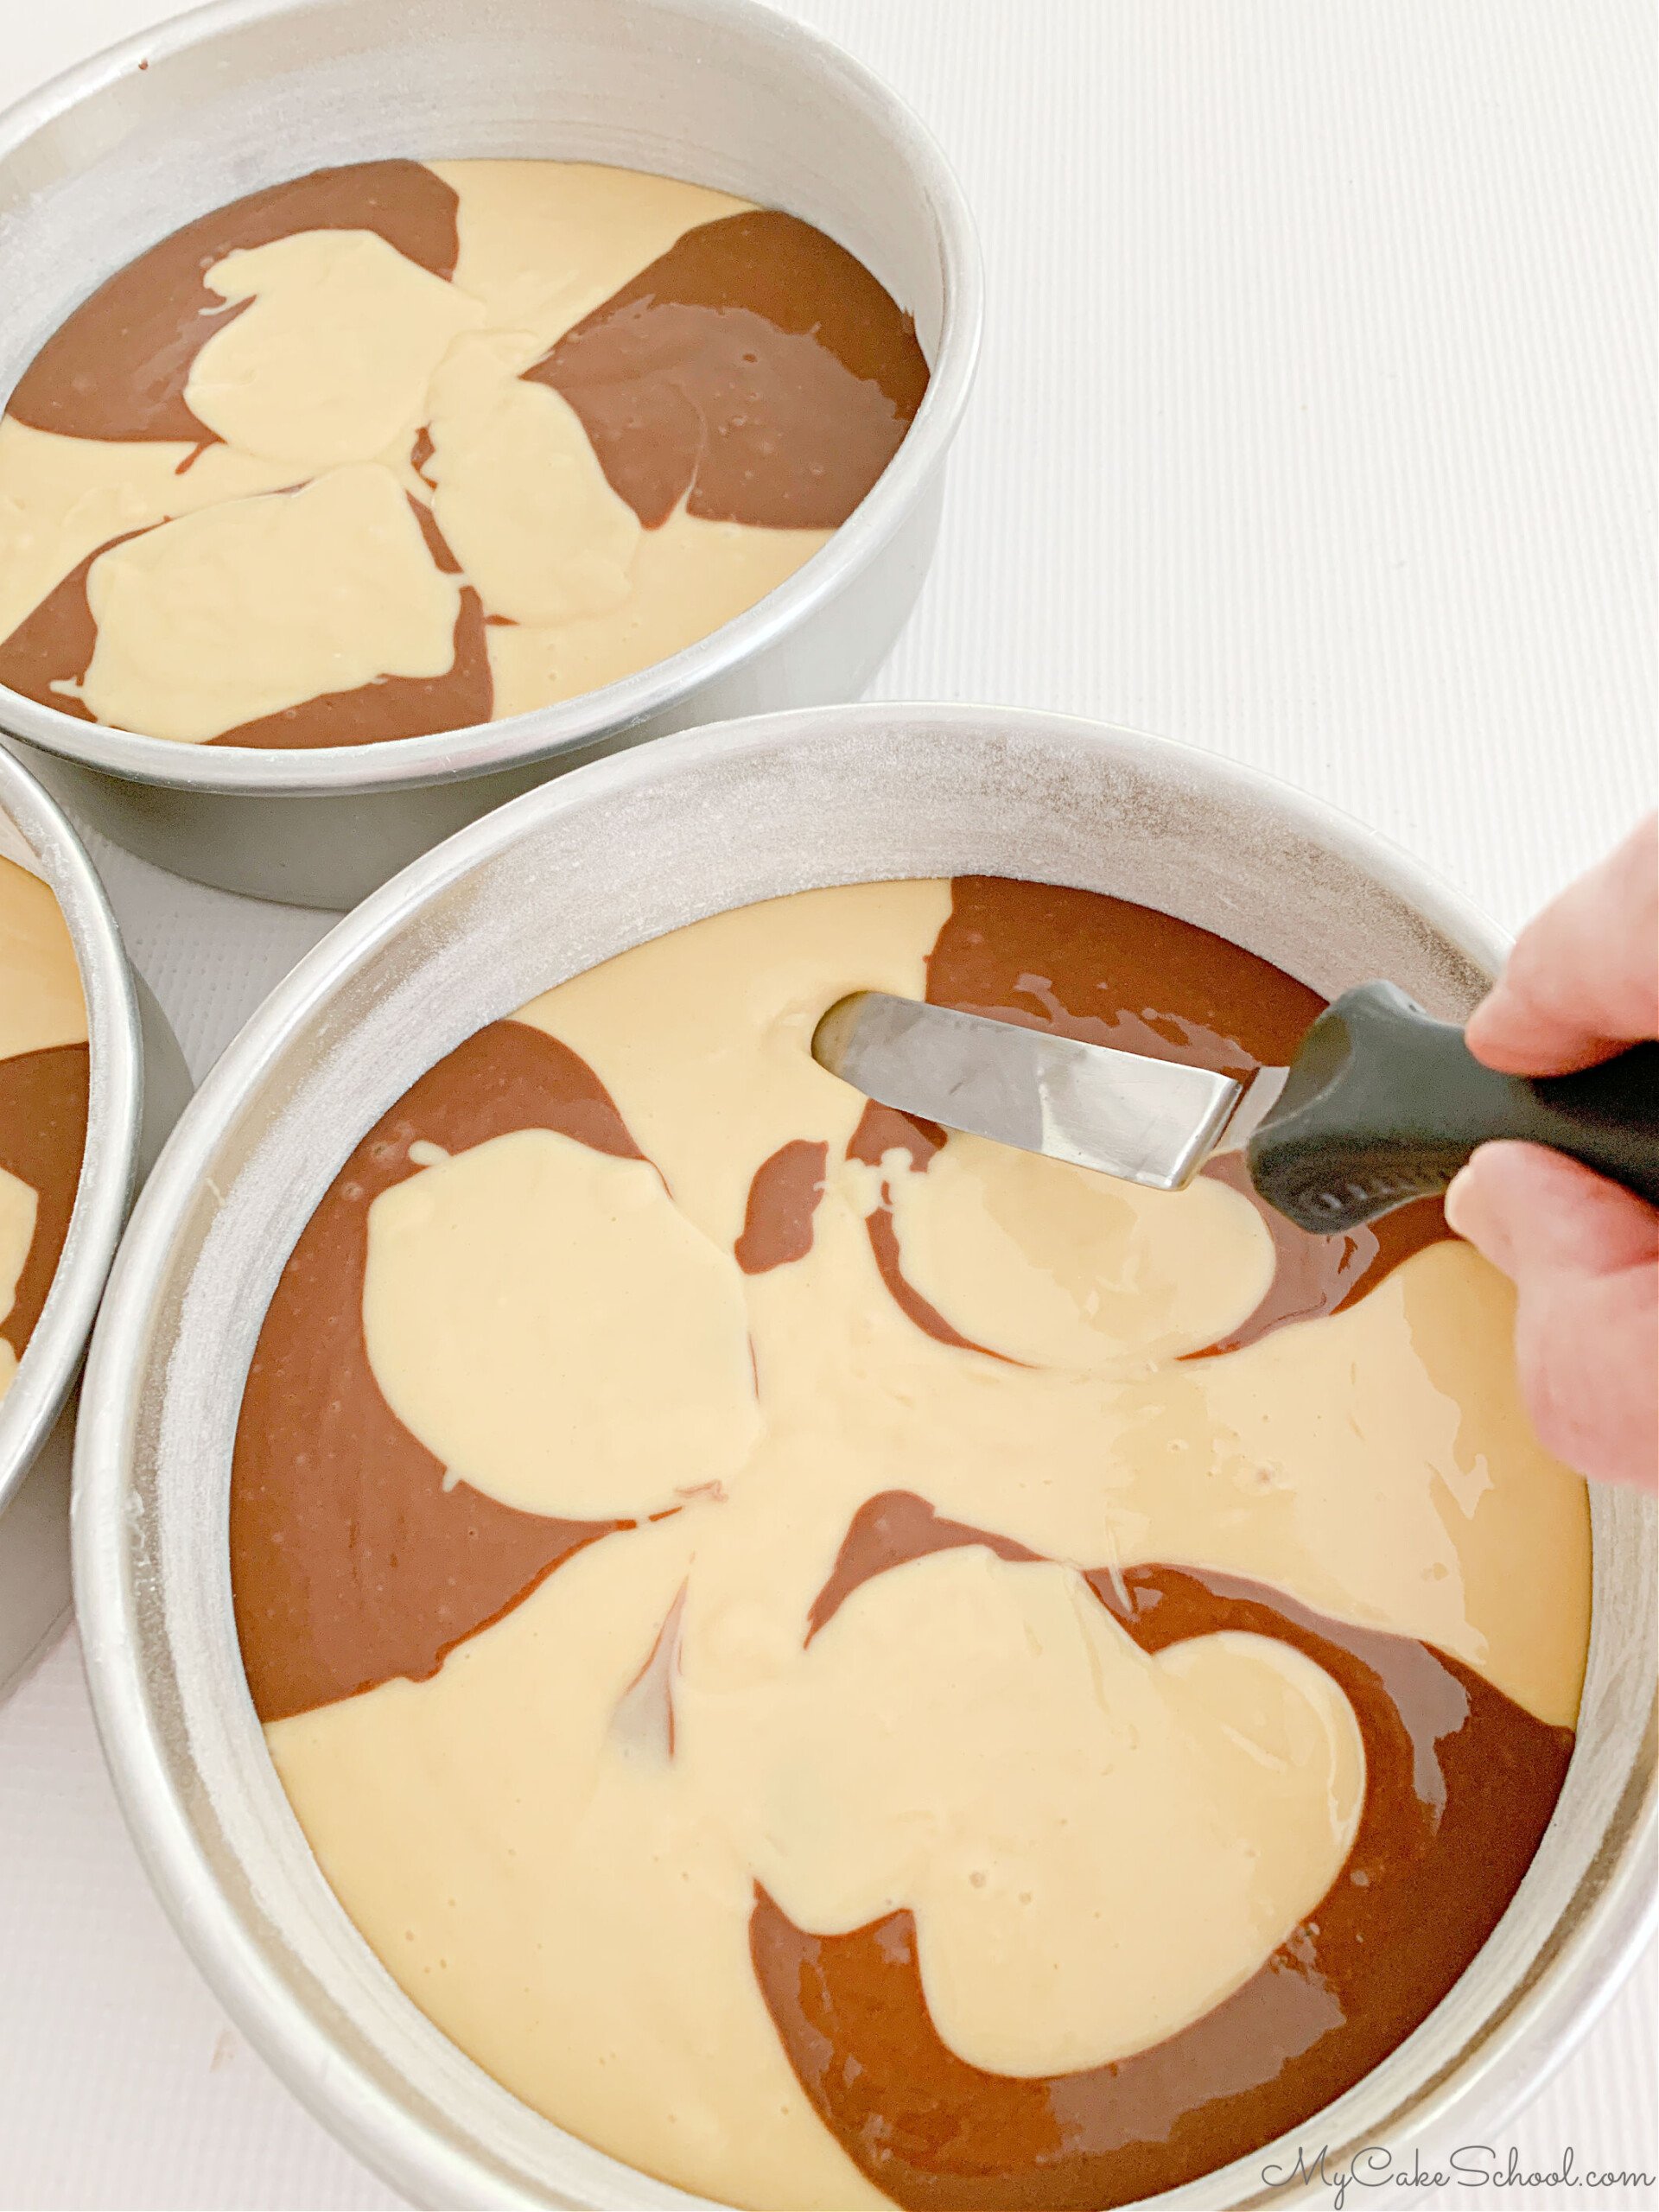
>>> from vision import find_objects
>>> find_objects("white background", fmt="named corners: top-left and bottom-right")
top-left (1, 3), bottom-right (1654, 2207)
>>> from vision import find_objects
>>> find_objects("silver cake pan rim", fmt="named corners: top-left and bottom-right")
top-left (72, 700), bottom-right (1656, 2209)
top-left (0, 743), bottom-right (145, 1511)
top-left (0, 0), bottom-right (983, 799)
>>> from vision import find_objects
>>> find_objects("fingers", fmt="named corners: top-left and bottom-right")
top-left (1465, 815), bottom-right (1659, 1074)
top-left (1446, 1143), bottom-right (1659, 1490)
top-left (1446, 1141), bottom-right (1659, 1274)
top-left (1454, 823), bottom-right (1659, 1487)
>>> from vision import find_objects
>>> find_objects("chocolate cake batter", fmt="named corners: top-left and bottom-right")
top-left (236, 878), bottom-right (1590, 2210)
top-left (766, 1497), bottom-right (1573, 2210)
top-left (529, 208), bottom-right (931, 531)
top-left (231, 1021), bottom-right (643, 1721)
top-left (0, 853), bottom-right (89, 1402)
top-left (0, 160), bottom-right (927, 746)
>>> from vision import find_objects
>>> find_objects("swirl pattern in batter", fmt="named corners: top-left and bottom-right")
top-left (232, 878), bottom-right (1589, 2209)
top-left (0, 850), bottom-right (89, 1405)
top-left (0, 160), bottom-right (927, 746)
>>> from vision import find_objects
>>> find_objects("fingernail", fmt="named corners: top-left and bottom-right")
top-left (1443, 1163), bottom-right (1476, 1238)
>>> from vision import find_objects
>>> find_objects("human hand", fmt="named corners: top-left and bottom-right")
top-left (1444, 817), bottom-right (1658, 1490)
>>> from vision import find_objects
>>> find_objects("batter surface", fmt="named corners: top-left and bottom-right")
top-left (0, 850), bottom-right (88, 1403)
top-left (232, 880), bottom-right (1590, 2209)
top-left (0, 160), bottom-right (927, 746)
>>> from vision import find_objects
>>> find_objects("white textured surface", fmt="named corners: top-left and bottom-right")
top-left (1, 2), bottom-right (1654, 2207)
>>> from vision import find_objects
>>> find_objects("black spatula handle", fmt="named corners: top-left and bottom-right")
top-left (1246, 981), bottom-right (1659, 1235)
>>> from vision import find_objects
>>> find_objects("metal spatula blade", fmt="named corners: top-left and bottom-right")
top-left (811, 992), bottom-right (1284, 1191)
top-left (812, 986), bottom-right (1659, 1233)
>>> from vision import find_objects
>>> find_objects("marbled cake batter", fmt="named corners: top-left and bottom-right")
top-left (0, 851), bottom-right (88, 1402)
top-left (231, 880), bottom-right (1590, 2209)
top-left (0, 161), bottom-right (927, 746)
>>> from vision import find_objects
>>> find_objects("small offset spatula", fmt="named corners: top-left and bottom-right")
top-left (812, 982), bottom-right (1659, 1234)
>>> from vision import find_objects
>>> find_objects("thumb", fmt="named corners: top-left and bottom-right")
top-left (1444, 1143), bottom-right (1658, 1489)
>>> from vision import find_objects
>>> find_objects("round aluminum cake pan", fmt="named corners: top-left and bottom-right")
top-left (0, 0), bottom-right (982, 910)
top-left (0, 745), bottom-right (189, 1702)
top-left (73, 704), bottom-right (1656, 2209)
